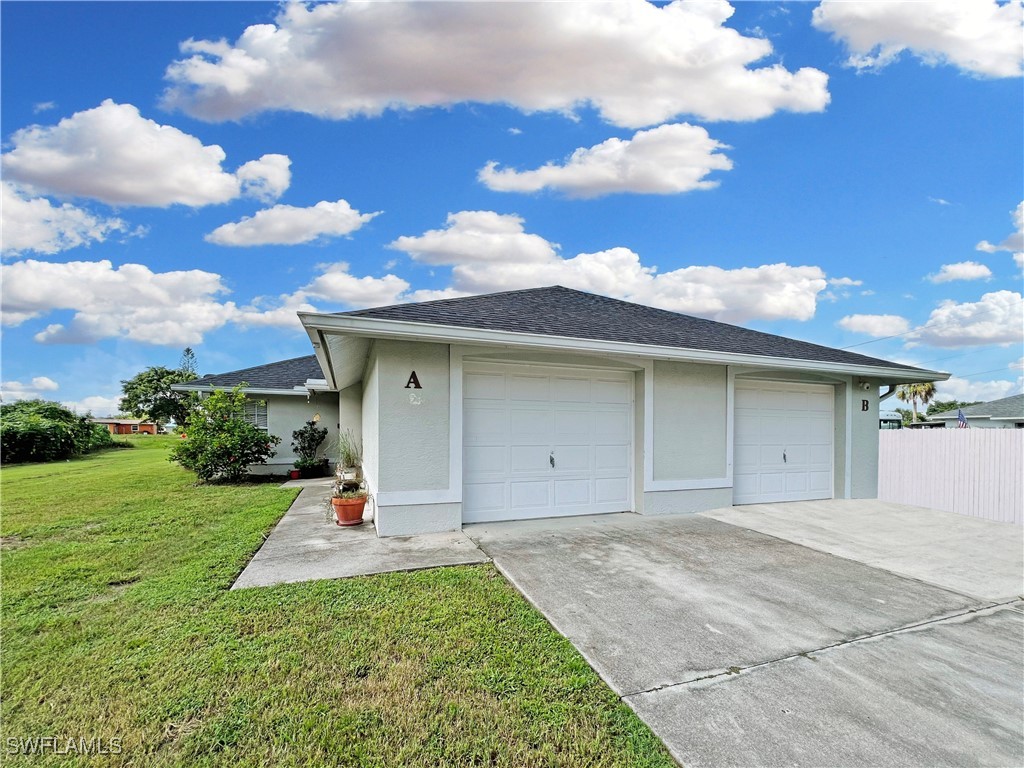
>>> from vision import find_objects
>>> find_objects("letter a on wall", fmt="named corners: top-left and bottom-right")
top-left (405, 371), bottom-right (422, 389)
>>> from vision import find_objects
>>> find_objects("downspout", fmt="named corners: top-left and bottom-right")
top-left (879, 385), bottom-right (896, 402)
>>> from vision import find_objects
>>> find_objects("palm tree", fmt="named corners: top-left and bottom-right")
top-left (895, 382), bottom-right (937, 422)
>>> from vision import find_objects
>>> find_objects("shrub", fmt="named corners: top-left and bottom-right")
top-left (291, 420), bottom-right (328, 464)
top-left (169, 386), bottom-right (280, 482)
top-left (0, 400), bottom-right (118, 464)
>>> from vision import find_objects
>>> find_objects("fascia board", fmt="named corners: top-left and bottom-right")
top-left (298, 311), bottom-right (950, 383)
top-left (171, 384), bottom-right (310, 397)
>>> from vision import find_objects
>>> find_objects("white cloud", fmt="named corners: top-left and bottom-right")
top-left (479, 123), bottom-right (732, 197)
top-left (838, 314), bottom-right (910, 337)
top-left (1, 259), bottom-right (238, 345)
top-left (62, 394), bottom-right (124, 417)
top-left (1, 100), bottom-right (290, 207)
top-left (928, 196), bottom-right (952, 206)
top-left (976, 201), bottom-right (1024, 268)
top-left (828, 276), bottom-right (863, 287)
top-left (936, 374), bottom-right (1023, 402)
top-left (206, 199), bottom-right (380, 246)
top-left (1, 182), bottom-right (136, 256)
top-left (390, 211), bottom-right (560, 266)
top-left (927, 260), bottom-right (992, 283)
top-left (812, 0), bottom-right (1024, 78)
top-left (389, 211), bottom-right (827, 323)
top-left (0, 376), bottom-right (60, 402)
top-left (163, 0), bottom-right (829, 128)
top-left (33, 101), bottom-right (56, 114)
top-left (907, 290), bottom-right (1024, 348)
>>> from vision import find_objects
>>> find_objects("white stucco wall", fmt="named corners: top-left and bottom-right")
top-left (375, 339), bottom-right (451, 493)
top-left (361, 346), bottom-right (380, 495)
top-left (247, 391), bottom-right (340, 475)
top-left (644, 488), bottom-right (733, 515)
top-left (652, 361), bottom-right (728, 481)
top-left (850, 381), bottom-right (880, 498)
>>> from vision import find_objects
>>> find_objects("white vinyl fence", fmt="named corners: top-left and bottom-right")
top-left (878, 429), bottom-right (1023, 525)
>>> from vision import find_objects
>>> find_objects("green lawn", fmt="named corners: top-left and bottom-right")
top-left (1, 438), bottom-right (675, 767)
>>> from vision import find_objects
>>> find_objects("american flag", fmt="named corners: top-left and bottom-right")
top-left (957, 408), bottom-right (969, 428)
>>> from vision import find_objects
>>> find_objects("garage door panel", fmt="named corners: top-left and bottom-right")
top-left (595, 411), bottom-right (629, 440)
top-left (595, 477), bottom-right (629, 504)
top-left (593, 379), bottom-right (631, 404)
top-left (509, 375), bottom-right (549, 401)
top-left (552, 377), bottom-right (590, 402)
top-left (464, 407), bottom-right (506, 442)
top-left (555, 410), bottom-right (591, 439)
top-left (511, 409), bottom-right (551, 440)
top-left (555, 479), bottom-right (590, 506)
top-left (552, 445), bottom-right (589, 471)
top-left (464, 482), bottom-right (505, 512)
top-left (595, 445), bottom-right (629, 470)
top-left (510, 446), bottom-right (550, 472)
top-left (465, 363), bottom-right (633, 522)
top-left (734, 381), bottom-right (833, 505)
top-left (465, 445), bottom-right (506, 474)
top-left (465, 373), bottom-right (505, 400)
top-left (510, 481), bottom-right (550, 509)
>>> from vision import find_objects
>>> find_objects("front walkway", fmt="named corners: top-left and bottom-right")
top-left (231, 480), bottom-right (489, 589)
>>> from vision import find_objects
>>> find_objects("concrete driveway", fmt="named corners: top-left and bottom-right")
top-left (466, 502), bottom-right (1024, 767)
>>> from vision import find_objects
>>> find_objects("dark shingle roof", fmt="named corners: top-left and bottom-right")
top-left (930, 394), bottom-right (1024, 421)
top-left (181, 355), bottom-right (324, 390)
top-left (340, 286), bottom-right (927, 373)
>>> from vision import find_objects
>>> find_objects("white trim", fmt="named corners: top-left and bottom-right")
top-left (173, 385), bottom-right (312, 397)
top-left (299, 312), bottom-right (948, 383)
top-left (646, 478), bottom-right (732, 491)
top-left (844, 377), bottom-right (853, 499)
top-left (449, 346), bottom-right (464, 508)
top-left (376, 488), bottom-right (459, 506)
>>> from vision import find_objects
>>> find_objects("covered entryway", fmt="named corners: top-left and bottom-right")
top-left (463, 362), bottom-right (633, 523)
top-left (733, 380), bottom-right (834, 504)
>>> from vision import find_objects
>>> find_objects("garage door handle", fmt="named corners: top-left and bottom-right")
top-left (550, 452), bottom-right (555, 468)
top-left (783, 450), bottom-right (787, 463)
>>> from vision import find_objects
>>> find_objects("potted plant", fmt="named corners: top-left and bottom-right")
top-left (331, 479), bottom-right (368, 526)
top-left (291, 418), bottom-right (329, 479)
top-left (336, 428), bottom-right (363, 482)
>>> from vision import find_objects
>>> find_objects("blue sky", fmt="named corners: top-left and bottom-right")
top-left (2, 0), bottom-right (1022, 415)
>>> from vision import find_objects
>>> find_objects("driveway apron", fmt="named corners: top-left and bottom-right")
top-left (467, 512), bottom-right (1024, 767)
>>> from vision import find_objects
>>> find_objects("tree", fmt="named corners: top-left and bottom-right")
top-left (926, 399), bottom-right (981, 417)
top-left (179, 347), bottom-right (198, 378)
top-left (0, 399), bottom-right (116, 464)
top-left (169, 386), bottom-right (280, 482)
top-left (120, 348), bottom-right (200, 426)
top-left (895, 382), bottom-right (937, 422)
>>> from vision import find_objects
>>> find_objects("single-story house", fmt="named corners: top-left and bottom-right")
top-left (174, 355), bottom-right (341, 475)
top-left (179, 286), bottom-right (947, 537)
top-left (926, 394), bottom-right (1024, 429)
top-left (90, 418), bottom-right (158, 435)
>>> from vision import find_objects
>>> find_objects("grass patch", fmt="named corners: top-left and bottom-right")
top-left (1, 436), bottom-right (674, 767)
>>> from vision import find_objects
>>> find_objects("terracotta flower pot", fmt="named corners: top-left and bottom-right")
top-left (332, 496), bottom-right (366, 526)
top-left (289, 469), bottom-right (301, 480)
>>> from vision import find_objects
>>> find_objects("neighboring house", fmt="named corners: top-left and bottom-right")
top-left (926, 394), bottom-right (1024, 429)
top-left (183, 286), bottom-right (947, 537)
top-left (173, 355), bottom-right (340, 476)
top-left (90, 418), bottom-right (158, 435)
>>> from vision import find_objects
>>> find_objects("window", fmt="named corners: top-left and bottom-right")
top-left (243, 400), bottom-right (269, 432)
top-left (131, 424), bottom-right (139, 433)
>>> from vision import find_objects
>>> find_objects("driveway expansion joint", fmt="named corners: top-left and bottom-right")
top-left (621, 599), bottom-right (1022, 700)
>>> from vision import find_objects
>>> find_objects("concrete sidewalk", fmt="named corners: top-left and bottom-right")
top-left (231, 480), bottom-right (488, 589)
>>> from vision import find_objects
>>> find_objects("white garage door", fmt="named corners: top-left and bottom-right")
top-left (733, 381), bottom-right (834, 505)
top-left (463, 363), bottom-right (633, 523)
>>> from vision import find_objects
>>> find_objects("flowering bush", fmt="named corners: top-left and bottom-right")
top-left (169, 386), bottom-right (280, 482)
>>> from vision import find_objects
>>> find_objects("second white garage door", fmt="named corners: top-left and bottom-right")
top-left (733, 381), bottom-right (834, 505)
top-left (463, 363), bottom-right (633, 523)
